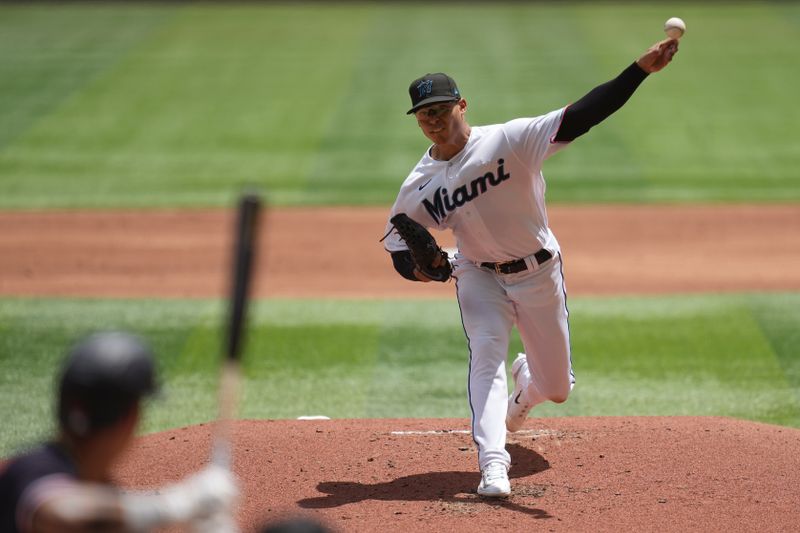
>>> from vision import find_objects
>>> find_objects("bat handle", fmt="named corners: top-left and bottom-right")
top-left (212, 359), bottom-right (241, 469)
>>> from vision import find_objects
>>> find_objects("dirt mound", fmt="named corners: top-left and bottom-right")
top-left (114, 417), bottom-right (800, 532)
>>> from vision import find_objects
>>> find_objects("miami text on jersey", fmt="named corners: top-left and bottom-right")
top-left (422, 158), bottom-right (510, 224)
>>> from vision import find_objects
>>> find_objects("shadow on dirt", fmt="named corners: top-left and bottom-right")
top-left (297, 443), bottom-right (551, 518)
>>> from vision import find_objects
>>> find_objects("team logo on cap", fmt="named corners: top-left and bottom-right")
top-left (417, 80), bottom-right (433, 97)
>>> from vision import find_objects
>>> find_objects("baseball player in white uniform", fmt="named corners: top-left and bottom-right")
top-left (383, 38), bottom-right (679, 497)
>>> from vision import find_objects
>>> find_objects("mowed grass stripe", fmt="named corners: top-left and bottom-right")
top-left (1, 3), bottom-right (799, 207)
top-left (0, 5), bottom-right (175, 150)
top-left (0, 4), bottom-right (371, 208)
top-left (748, 294), bottom-right (800, 397)
top-left (550, 3), bottom-right (800, 202)
top-left (551, 298), bottom-right (798, 426)
top-left (241, 324), bottom-right (381, 420)
top-left (0, 294), bottom-right (798, 456)
top-left (304, 4), bottom-right (599, 202)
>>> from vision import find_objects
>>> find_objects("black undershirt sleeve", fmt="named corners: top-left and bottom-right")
top-left (554, 62), bottom-right (649, 143)
top-left (391, 250), bottom-right (419, 282)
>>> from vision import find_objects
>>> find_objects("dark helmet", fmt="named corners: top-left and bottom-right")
top-left (57, 331), bottom-right (158, 437)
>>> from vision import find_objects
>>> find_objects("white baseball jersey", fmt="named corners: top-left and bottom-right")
top-left (384, 107), bottom-right (569, 262)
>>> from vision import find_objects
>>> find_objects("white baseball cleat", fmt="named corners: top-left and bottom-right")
top-left (506, 353), bottom-right (534, 433)
top-left (477, 461), bottom-right (511, 497)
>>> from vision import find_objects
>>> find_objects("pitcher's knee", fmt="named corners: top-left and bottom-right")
top-left (545, 383), bottom-right (572, 404)
top-left (548, 392), bottom-right (569, 404)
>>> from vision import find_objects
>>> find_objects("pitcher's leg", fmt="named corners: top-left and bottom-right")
top-left (513, 254), bottom-right (574, 407)
top-left (469, 351), bottom-right (512, 468)
top-left (453, 260), bottom-right (515, 469)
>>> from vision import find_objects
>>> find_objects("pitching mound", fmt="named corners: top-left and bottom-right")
top-left (114, 417), bottom-right (800, 532)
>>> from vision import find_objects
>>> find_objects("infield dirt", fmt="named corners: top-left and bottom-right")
top-left (1, 204), bottom-right (799, 298)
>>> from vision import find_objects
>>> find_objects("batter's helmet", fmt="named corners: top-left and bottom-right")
top-left (57, 331), bottom-right (158, 437)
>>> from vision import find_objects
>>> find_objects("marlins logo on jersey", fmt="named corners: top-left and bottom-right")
top-left (422, 159), bottom-right (510, 224)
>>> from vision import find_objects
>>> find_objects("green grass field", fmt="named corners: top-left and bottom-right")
top-left (1, 3), bottom-right (798, 459)
top-left (1, 2), bottom-right (799, 207)
top-left (2, 294), bottom-right (798, 456)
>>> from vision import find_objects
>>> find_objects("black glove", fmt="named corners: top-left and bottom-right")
top-left (389, 213), bottom-right (452, 282)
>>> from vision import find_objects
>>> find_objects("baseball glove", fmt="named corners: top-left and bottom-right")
top-left (389, 213), bottom-right (452, 282)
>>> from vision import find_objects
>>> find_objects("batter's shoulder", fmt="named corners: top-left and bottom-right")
top-left (2, 443), bottom-right (76, 482)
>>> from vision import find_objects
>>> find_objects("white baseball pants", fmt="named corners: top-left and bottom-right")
top-left (453, 251), bottom-right (574, 470)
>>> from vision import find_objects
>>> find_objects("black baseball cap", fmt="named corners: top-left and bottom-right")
top-left (407, 73), bottom-right (461, 114)
top-left (57, 331), bottom-right (159, 436)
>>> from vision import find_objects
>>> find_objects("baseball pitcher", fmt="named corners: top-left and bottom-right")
top-left (383, 38), bottom-right (679, 497)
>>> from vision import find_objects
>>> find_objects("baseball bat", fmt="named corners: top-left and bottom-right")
top-left (213, 192), bottom-right (263, 469)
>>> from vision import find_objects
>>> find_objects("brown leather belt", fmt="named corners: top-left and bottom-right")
top-left (480, 249), bottom-right (553, 275)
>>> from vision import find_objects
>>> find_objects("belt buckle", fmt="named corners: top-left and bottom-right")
top-left (494, 261), bottom-right (511, 274)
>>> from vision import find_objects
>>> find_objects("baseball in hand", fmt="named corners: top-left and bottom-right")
top-left (664, 17), bottom-right (686, 39)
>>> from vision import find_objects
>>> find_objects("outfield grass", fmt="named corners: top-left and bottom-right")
top-left (1, 2), bottom-right (798, 207)
top-left (1, 294), bottom-right (798, 456)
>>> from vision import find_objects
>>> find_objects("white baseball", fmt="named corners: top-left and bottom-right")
top-left (664, 17), bottom-right (686, 39)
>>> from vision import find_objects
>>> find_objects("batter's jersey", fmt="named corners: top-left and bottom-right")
top-left (0, 442), bottom-right (78, 533)
top-left (384, 107), bottom-right (570, 263)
